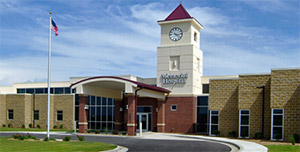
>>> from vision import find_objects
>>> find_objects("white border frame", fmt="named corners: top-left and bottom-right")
top-left (239, 109), bottom-right (250, 138)
top-left (171, 104), bottom-right (177, 111)
top-left (271, 108), bottom-right (284, 141)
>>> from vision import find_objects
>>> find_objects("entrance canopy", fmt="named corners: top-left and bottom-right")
top-left (70, 76), bottom-right (170, 100)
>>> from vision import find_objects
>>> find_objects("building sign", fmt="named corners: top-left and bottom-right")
top-left (161, 73), bottom-right (188, 84)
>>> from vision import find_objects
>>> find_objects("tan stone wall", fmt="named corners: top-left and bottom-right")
top-left (34, 95), bottom-right (54, 129)
top-left (238, 74), bottom-right (271, 139)
top-left (271, 69), bottom-right (300, 141)
top-left (0, 95), bottom-right (6, 126)
top-left (209, 79), bottom-right (239, 137)
top-left (53, 95), bottom-right (74, 129)
top-left (6, 94), bottom-right (33, 128)
top-left (24, 95), bottom-right (33, 128)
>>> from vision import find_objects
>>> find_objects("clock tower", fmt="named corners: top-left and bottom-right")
top-left (157, 4), bottom-right (203, 96)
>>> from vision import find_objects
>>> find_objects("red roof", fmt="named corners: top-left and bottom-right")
top-left (165, 4), bottom-right (192, 21)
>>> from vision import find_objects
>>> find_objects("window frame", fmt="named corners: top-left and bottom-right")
top-left (271, 109), bottom-right (284, 141)
top-left (8, 109), bottom-right (14, 120)
top-left (171, 104), bottom-right (177, 111)
top-left (34, 110), bottom-right (39, 120)
top-left (57, 110), bottom-right (63, 121)
top-left (239, 109), bottom-right (250, 138)
top-left (209, 110), bottom-right (219, 136)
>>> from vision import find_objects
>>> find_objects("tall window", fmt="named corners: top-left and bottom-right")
top-left (210, 110), bottom-right (219, 135)
top-left (202, 84), bottom-right (209, 94)
top-left (8, 110), bottom-right (13, 120)
top-left (239, 110), bottom-right (250, 138)
top-left (34, 110), bottom-right (39, 120)
top-left (272, 109), bottom-right (284, 140)
top-left (196, 96), bottom-right (209, 134)
top-left (57, 111), bottom-right (63, 121)
top-left (169, 56), bottom-right (180, 71)
top-left (88, 96), bottom-right (115, 131)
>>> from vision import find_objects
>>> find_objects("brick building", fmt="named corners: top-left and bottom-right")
top-left (0, 4), bottom-right (299, 141)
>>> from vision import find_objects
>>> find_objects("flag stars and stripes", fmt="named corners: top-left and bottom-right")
top-left (51, 19), bottom-right (58, 36)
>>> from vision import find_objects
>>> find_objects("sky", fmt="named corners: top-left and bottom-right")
top-left (0, 0), bottom-right (299, 86)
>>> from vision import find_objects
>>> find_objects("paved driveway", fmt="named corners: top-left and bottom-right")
top-left (0, 132), bottom-right (231, 151)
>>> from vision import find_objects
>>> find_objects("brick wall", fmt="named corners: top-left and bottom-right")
top-left (209, 79), bottom-right (239, 137)
top-left (239, 74), bottom-right (271, 139)
top-left (53, 95), bottom-right (74, 129)
top-left (271, 69), bottom-right (300, 141)
top-left (165, 97), bottom-right (196, 133)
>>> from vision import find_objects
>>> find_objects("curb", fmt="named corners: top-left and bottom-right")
top-left (104, 146), bottom-right (128, 152)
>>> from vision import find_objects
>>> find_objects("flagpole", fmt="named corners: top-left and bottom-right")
top-left (47, 12), bottom-right (52, 138)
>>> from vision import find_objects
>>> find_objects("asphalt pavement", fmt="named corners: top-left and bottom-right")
top-left (0, 132), bottom-right (231, 152)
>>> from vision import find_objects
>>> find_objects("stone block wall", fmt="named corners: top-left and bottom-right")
top-left (0, 94), bottom-right (74, 130)
top-left (209, 79), bottom-right (239, 137)
top-left (0, 95), bottom-right (6, 126)
top-left (238, 74), bottom-right (271, 139)
top-left (271, 69), bottom-right (300, 141)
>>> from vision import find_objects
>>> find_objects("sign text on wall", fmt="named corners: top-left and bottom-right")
top-left (161, 73), bottom-right (188, 84)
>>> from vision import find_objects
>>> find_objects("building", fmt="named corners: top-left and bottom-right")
top-left (0, 4), bottom-right (299, 141)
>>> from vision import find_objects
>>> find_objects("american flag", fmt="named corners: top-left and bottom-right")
top-left (51, 19), bottom-right (58, 36)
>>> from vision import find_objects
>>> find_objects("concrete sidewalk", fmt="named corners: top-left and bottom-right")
top-left (134, 132), bottom-right (268, 152)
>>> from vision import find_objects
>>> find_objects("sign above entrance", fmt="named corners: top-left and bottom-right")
top-left (161, 73), bottom-right (188, 84)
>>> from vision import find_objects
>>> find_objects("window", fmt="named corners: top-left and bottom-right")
top-left (202, 84), bottom-right (209, 94)
top-left (35, 88), bottom-right (44, 94)
top-left (171, 104), bottom-right (177, 111)
top-left (8, 110), bottom-right (13, 120)
top-left (54, 88), bottom-right (64, 94)
top-left (57, 111), bottom-right (63, 121)
top-left (239, 110), bottom-right (250, 138)
top-left (196, 58), bottom-right (200, 72)
top-left (194, 32), bottom-right (197, 42)
top-left (88, 96), bottom-right (115, 131)
top-left (26, 88), bottom-right (34, 94)
top-left (17, 89), bottom-right (25, 93)
top-left (170, 56), bottom-right (180, 71)
top-left (210, 110), bottom-right (219, 135)
top-left (196, 96), bottom-right (209, 134)
top-left (272, 109), bottom-right (284, 140)
top-left (34, 110), bottom-right (39, 120)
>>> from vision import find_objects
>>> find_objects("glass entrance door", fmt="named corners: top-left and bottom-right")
top-left (137, 113), bottom-right (148, 131)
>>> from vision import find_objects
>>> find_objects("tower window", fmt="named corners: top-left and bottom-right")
top-left (194, 32), bottom-right (197, 42)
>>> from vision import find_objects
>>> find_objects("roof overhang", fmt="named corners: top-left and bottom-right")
top-left (158, 18), bottom-right (203, 30)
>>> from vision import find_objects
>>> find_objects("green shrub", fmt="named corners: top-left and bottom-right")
top-left (293, 134), bottom-right (300, 143)
top-left (77, 135), bottom-right (85, 141)
top-left (59, 124), bottom-right (63, 129)
top-left (2, 124), bottom-right (6, 127)
top-left (255, 132), bottom-right (263, 139)
top-left (53, 125), bottom-right (57, 129)
top-left (212, 130), bottom-right (220, 136)
top-left (31, 136), bottom-right (37, 140)
top-left (87, 130), bottom-right (91, 133)
top-left (228, 131), bottom-right (237, 137)
top-left (8, 123), bottom-right (12, 128)
top-left (37, 124), bottom-right (41, 129)
top-left (290, 135), bottom-right (295, 145)
top-left (121, 132), bottom-right (127, 135)
top-left (95, 130), bottom-right (100, 134)
top-left (112, 130), bottom-right (118, 135)
top-left (104, 128), bottom-right (109, 134)
top-left (22, 124), bottom-right (25, 128)
top-left (26, 133), bottom-right (32, 138)
top-left (29, 124), bottom-right (32, 128)
top-left (44, 137), bottom-right (49, 141)
top-left (63, 136), bottom-right (71, 141)
top-left (19, 136), bottom-right (25, 140)
top-left (13, 134), bottom-right (20, 139)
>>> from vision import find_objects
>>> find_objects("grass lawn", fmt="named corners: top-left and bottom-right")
top-left (0, 137), bottom-right (117, 152)
top-left (265, 145), bottom-right (300, 152)
top-left (0, 127), bottom-right (73, 132)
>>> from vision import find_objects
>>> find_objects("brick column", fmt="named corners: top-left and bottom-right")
top-left (78, 95), bottom-right (88, 133)
top-left (157, 99), bottom-right (165, 132)
top-left (114, 99), bottom-right (122, 131)
top-left (127, 95), bottom-right (136, 135)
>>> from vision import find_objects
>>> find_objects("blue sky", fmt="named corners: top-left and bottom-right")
top-left (0, 0), bottom-right (299, 86)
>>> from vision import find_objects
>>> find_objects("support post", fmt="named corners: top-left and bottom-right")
top-left (78, 95), bottom-right (88, 133)
top-left (127, 95), bottom-right (136, 135)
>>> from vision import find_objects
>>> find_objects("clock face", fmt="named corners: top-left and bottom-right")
top-left (169, 27), bottom-right (183, 41)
